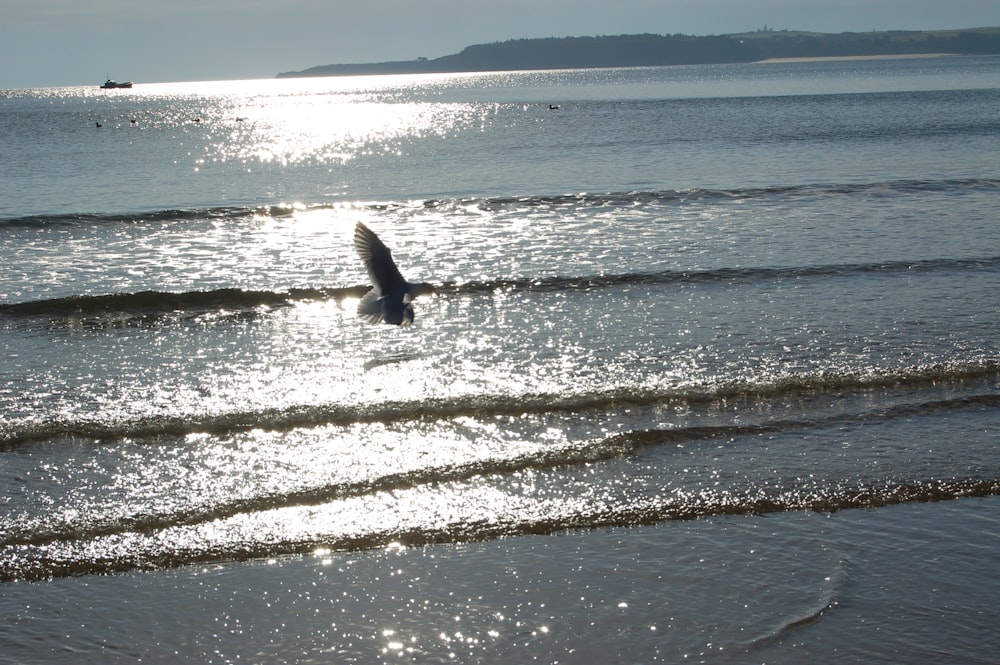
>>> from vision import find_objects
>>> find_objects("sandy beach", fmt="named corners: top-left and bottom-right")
top-left (757, 52), bottom-right (959, 63)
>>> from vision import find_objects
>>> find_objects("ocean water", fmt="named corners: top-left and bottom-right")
top-left (1, 55), bottom-right (999, 663)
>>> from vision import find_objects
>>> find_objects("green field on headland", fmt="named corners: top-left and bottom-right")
top-left (277, 26), bottom-right (1000, 78)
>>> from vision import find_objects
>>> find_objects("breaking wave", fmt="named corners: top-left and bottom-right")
top-left (2, 478), bottom-right (997, 582)
top-left (2, 365), bottom-right (997, 581)
top-left (4, 389), bottom-right (999, 549)
top-left (3, 360), bottom-right (998, 448)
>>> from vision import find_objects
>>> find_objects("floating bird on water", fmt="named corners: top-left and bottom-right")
top-left (353, 222), bottom-right (435, 326)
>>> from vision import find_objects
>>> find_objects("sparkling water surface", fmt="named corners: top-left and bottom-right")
top-left (2, 56), bottom-right (999, 663)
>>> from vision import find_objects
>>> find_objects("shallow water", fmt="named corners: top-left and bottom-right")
top-left (3, 499), bottom-right (998, 664)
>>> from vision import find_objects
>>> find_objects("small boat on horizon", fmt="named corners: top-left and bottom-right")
top-left (100, 78), bottom-right (133, 89)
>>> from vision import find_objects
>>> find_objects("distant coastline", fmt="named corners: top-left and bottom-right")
top-left (277, 27), bottom-right (1000, 78)
top-left (757, 52), bottom-right (960, 63)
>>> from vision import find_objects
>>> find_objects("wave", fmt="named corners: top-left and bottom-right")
top-left (446, 254), bottom-right (1000, 294)
top-left (2, 477), bottom-right (997, 582)
top-left (4, 177), bottom-right (999, 228)
top-left (3, 360), bottom-right (998, 449)
top-left (0, 206), bottom-right (260, 229)
top-left (5, 390), bottom-right (999, 552)
top-left (743, 556), bottom-right (846, 650)
top-left (458, 177), bottom-right (1000, 211)
top-left (603, 392), bottom-right (1000, 451)
top-left (0, 285), bottom-right (369, 322)
top-left (4, 255), bottom-right (998, 324)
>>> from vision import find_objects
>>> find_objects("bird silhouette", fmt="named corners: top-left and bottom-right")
top-left (353, 222), bottom-right (434, 326)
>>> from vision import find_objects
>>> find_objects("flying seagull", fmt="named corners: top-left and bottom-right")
top-left (353, 222), bottom-right (434, 326)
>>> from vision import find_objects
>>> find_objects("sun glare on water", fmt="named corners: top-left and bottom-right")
top-left (134, 76), bottom-right (484, 167)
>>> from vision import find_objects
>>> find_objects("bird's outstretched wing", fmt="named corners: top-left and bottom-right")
top-left (354, 222), bottom-right (407, 295)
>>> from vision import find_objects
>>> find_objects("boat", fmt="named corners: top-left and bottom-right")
top-left (100, 78), bottom-right (133, 89)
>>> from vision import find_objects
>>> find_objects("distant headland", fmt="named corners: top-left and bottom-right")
top-left (276, 27), bottom-right (1000, 78)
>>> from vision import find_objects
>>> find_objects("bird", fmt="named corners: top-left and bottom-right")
top-left (353, 222), bottom-right (434, 326)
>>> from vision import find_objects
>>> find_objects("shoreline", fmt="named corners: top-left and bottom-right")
top-left (757, 52), bottom-right (960, 63)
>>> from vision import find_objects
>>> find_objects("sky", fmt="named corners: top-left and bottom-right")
top-left (3, 0), bottom-right (1000, 89)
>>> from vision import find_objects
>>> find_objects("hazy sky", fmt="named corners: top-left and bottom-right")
top-left (3, 0), bottom-right (1000, 88)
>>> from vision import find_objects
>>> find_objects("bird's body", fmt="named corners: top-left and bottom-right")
top-left (353, 222), bottom-right (434, 326)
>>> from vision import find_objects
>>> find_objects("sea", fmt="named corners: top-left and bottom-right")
top-left (1, 55), bottom-right (999, 663)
